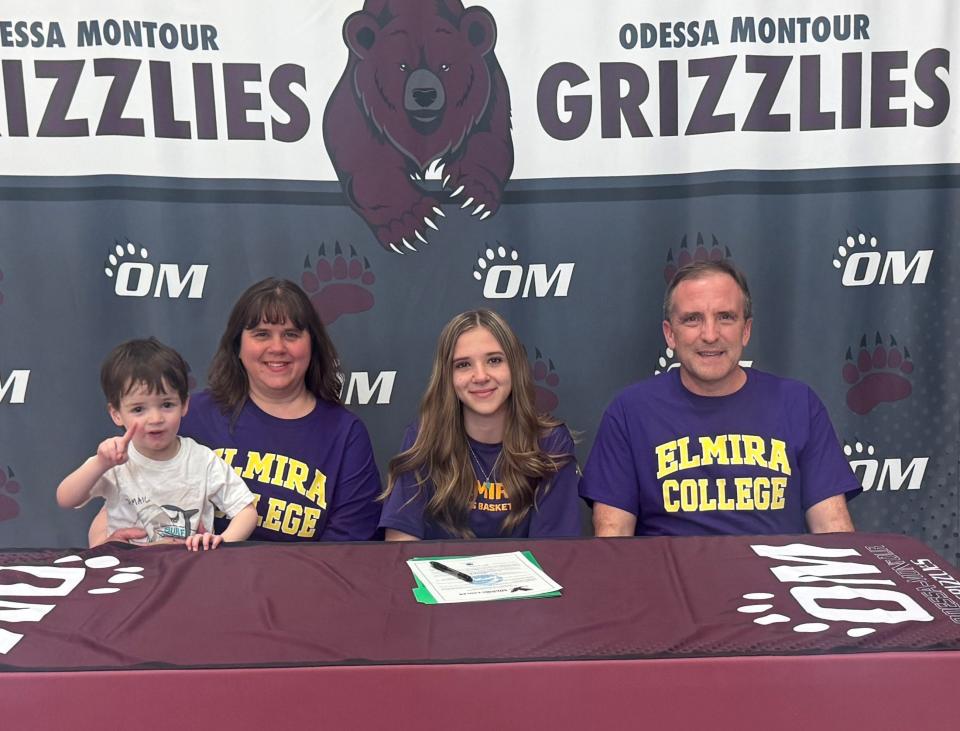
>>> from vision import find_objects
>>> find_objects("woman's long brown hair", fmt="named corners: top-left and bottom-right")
top-left (207, 278), bottom-right (343, 425)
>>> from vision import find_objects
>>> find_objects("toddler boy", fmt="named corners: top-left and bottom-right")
top-left (57, 338), bottom-right (257, 549)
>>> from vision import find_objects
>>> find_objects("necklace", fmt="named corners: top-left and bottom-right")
top-left (468, 442), bottom-right (501, 487)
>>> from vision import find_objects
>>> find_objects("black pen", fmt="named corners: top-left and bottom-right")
top-left (430, 560), bottom-right (473, 583)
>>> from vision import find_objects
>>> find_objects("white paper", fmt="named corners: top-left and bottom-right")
top-left (407, 551), bottom-right (563, 604)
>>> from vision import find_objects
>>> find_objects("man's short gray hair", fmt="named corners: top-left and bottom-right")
top-left (663, 259), bottom-right (753, 321)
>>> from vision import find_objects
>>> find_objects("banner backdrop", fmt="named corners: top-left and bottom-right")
top-left (0, 1), bottom-right (957, 562)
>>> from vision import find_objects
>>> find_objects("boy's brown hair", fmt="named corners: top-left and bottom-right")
top-left (100, 337), bottom-right (190, 408)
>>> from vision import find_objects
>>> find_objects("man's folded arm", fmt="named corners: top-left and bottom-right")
top-left (593, 502), bottom-right (637, 537)
top-left (805, 494), bottom-right (855, 533)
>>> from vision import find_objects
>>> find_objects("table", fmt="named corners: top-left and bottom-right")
top-left (2, 532), bottom-right (959, 730)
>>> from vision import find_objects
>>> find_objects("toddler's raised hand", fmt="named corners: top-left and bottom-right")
top-left (96, 423), bottom-right (138, 468)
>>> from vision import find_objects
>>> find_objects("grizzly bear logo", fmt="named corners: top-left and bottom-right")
top-left (323, 0), bottom-right (514, 254)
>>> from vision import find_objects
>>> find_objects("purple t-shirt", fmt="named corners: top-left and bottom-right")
top-left (379, 424), bottom-right (582, 539)
top-left (181, 390), bottom-right (382, 542)
top-left (579, 368), bottom-right (861, 536)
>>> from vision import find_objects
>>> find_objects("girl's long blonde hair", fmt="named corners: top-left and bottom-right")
top-left (385, 310), bottom-right (571, 537)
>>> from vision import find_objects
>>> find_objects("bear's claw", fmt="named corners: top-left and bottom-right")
top-left (377, 196), bottom-right (441, 254)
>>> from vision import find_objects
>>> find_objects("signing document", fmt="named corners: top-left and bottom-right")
top-left (407, 551), bottom-right (563, 604)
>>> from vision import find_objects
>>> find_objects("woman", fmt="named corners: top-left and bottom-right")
top-left (379, 309), bottom-right (581, 540)
top-left (90, 278), bottom-right (382, 544)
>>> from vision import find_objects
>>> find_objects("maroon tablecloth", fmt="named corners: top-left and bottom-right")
top-left (3, 532), bottom-right (958, 671)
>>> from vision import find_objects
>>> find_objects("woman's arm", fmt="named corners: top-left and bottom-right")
top-left (321, 420), bottom-right (384, 541)
top-left (529, 427), bottom-right (584, 538)
top-left (385, 529), bottom-right (420, 541)
top-left (88, 505), bottom-right (147, 547)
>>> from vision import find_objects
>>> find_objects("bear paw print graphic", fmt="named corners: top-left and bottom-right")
top-left (664, 233), bottom-right (731, 284)
top-left (530, 349), bottom-right (560, 414)
top-left (843, 333), bottom-right (914, 415)
top-left (301, 242), bottom-right (376, 325)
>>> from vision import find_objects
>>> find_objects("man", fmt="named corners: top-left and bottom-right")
top-left (580, 260), bottom-right (859, 536)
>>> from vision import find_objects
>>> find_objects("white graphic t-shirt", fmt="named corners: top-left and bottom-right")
top-left (89, 436), bottom-right (254, 543)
